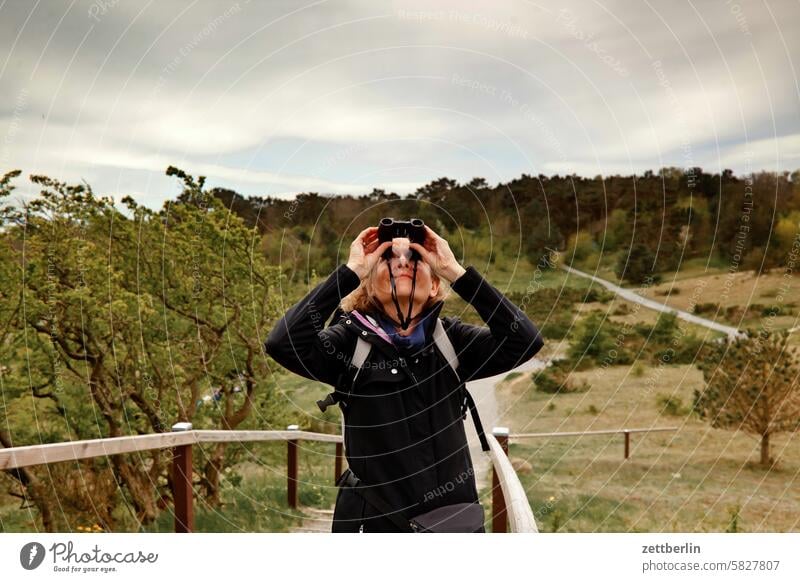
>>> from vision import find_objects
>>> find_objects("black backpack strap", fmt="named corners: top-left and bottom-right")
top-left (462, 388), bottom-right (490, 452)
top-left (317, 335), bottom-right (372, 412)
top-left (336, 469), bottom-right (414, 533)
top-left (435, 319), bottom-right (490, 453)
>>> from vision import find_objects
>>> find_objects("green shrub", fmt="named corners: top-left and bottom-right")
top-left (760, 304), bottom-right (790, 317)
top-left (694, 302), bottom-right (719, 314)
top-left (568, 313), bottom-right (616, 366)
top-left (534, 366), bottom-right (591, 394)
top-left (541, 318), bottom-right (571, 341)
top-left (583, 287), bottom-right (615, 303)
top-left (656, 394), bottom-right (688, 417)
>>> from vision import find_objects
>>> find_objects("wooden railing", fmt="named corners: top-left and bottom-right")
top-left (511, 426), bottom-right (678, 459)
top-left (489, 427), bottom-right (538, 533)
top-left (0, 423), bottom-right (537, 533)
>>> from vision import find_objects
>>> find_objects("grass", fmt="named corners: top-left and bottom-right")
top-left (495, 364), bottom-right (800, 532)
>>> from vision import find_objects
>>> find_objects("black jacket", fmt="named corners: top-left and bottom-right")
top-left (264, 263), bottom-right (544, 532)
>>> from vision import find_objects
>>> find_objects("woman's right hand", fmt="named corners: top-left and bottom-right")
top-left (346, 227), bottom-right (392, 280)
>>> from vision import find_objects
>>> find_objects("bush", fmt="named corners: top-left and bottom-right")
top-left (583, 287), bottom-right (615, 303)
top-left (635, 313), bottom-right (703, 365)
top-left (651, 312), bottom-right (679, 344)
top-left (656, 394), bottom-right (688, 417)
top-left (694, 302), bottom-right (719, 315)
top-left (726, 505), bottom-right (743, 533)
top-left (534, 366), bottom-right (591, 394)
top-left (568, 313), bottom-right (616, 366)
top-left (760, 304), bottom-right (791, 317)
top-left (541, 317), bottom-right (571, 341)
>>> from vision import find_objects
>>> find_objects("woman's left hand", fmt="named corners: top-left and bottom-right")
top-left (409, 226), bottom-right (467, 283)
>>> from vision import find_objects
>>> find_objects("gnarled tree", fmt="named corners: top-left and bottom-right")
top-left (0, 167), bottom-right (286, 530)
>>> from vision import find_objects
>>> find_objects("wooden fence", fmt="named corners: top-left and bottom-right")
top-left (1, 423), bottom-right (674, 533)
top-left (510, 427), bottom-right (678, 459)
top-left (0, 423), bottom-right (537, 533)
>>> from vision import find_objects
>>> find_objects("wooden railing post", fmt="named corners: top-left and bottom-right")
top-left (171, 422), bottom-right (194, 533)
top-left (492, 427), bottom-right (509, 533)
top-left (334, 441), bottom-right (343, 483)
top-left (623, 429), bottom-right (630, 460)
top-left (287, 424), bottom-right (299, 509)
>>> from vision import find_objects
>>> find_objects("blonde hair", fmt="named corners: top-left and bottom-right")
top-left (341, 262), bottom-right (452, 315)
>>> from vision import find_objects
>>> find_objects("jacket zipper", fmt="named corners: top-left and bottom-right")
top-left (355, 351), bottom-right (416, 533)
top-left (358, 496), bottom-right (366, 533)
top-left (358, 457), bottom-right (367, 533)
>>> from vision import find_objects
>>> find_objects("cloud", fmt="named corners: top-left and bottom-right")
top-left (1, 0), bottom-right (798, 208)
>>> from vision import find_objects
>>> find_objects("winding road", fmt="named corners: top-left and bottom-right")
top-left (561, 265), bottom-right (746, 339)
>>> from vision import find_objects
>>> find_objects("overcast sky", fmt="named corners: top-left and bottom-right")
top-left (1, 0), bottom-right (799, 208)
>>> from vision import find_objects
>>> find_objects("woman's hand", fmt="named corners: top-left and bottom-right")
top-left (346, 227), bottom-right (392, 280)
top-left (409, 226), bottom-right (466, 283)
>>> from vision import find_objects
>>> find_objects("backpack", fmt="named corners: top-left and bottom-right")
top-left (317, 317), bottom-right (490, 452)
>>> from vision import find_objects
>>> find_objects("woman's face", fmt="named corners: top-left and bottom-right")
top-left (369, 239), bottom-right (440, 311)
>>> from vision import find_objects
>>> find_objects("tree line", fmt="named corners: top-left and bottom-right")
top-left (216, 168), bottom-right (800, 283)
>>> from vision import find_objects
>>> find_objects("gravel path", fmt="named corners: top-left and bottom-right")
top-left (561, 264), bottom-right (746, 339)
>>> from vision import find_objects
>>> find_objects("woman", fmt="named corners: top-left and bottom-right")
top-left (264, 223), bottom-right (544, 532)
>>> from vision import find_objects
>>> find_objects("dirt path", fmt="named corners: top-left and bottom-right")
top-left (288, 506), bottom-right (335, 533)
top-left (561, 264), bottom-right (746, 339)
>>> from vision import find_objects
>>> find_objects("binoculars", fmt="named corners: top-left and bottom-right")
top-left (378, 218), bottom-right (425, 261)
top-left (378, 217), bottom-right (426, 244)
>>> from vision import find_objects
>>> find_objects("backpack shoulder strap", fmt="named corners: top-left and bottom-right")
top-left (433, 318), bottom-right (489, 452)
top-left (433, 318), bottom-right (460, 380)
top-left (351, 336), bottom-right (372, 370)
top-left (316, 336), bottom-right (372, 413)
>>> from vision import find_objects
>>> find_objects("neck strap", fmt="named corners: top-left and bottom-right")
top-left (387, 258), bottom-right (419, 330)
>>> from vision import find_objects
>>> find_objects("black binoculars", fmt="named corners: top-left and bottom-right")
top-left (377, 217), bottom-right (426, 244)
top-left (377, 218), bottom-right (426, 261)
